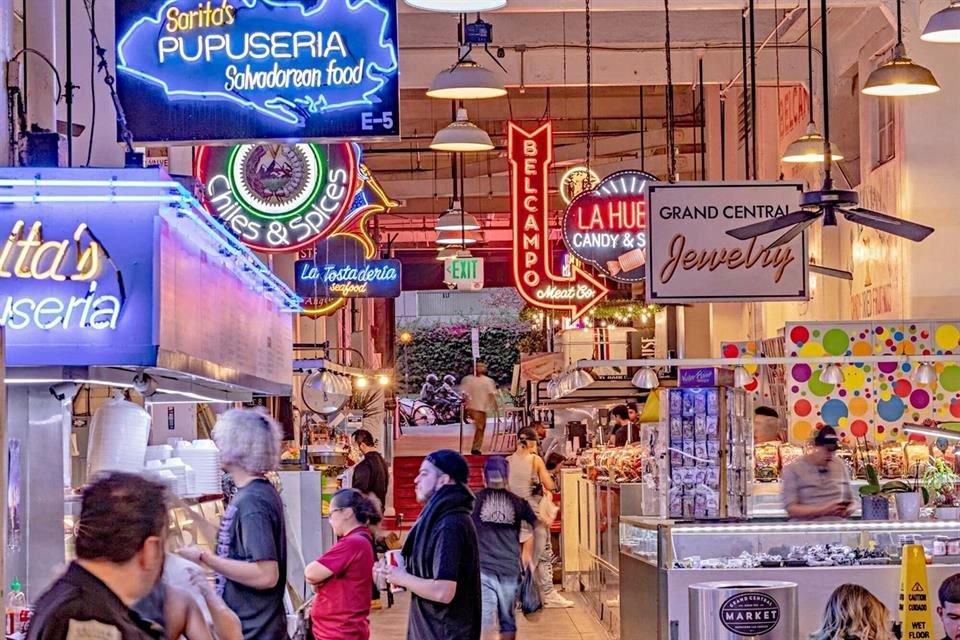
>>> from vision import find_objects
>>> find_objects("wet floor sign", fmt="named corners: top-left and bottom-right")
top-left (899, 544), bottom-right (934, 639)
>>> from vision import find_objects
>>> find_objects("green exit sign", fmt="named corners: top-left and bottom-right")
top-left (444, 257), bottom-right (484, 290)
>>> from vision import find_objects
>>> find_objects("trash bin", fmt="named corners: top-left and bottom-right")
top-left (689, 581), bottom-right (798, 640)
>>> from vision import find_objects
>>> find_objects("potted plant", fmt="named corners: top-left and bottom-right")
top-left (859, 465), bottom-right (928, 521)
top-left (922, 459), bottom-right (960, 520)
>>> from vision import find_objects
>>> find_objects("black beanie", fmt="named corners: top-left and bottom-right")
top-left (425, 449), bottom-right (470, 484)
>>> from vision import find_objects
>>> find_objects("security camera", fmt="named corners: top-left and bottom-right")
top-left (49, 382), bottom-right (80, 402)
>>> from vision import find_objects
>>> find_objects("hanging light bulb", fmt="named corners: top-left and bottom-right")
top-left (782, 123), bottom-right (844, 163)
top-left (916, 362), bottom-right (938, 385)
top-left (733, 366), bottom-right (752, 389)
top-left (922, 1), bottom-right (960, 43)
top-left (435, 201), bottom-right (481, 231)
top-left (430, 108), bottom-right (494, 152)
top-left (427, 57), bottom-right (507, 100)
top-left (631, 367), bottom-right (660, 390)
top-left (863, 0), bottom-right (940, 97)
top-left (571, 370), bottom-right (595, 390)
top-left (821, 364), bottom-right (845, 385)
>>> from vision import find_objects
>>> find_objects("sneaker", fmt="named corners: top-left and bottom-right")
top-left (542, 592), bottom-right (574, 608)
top-left (471, 449), bottom-right (482, 456)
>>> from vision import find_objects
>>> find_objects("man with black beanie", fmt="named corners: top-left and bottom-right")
top-left (382, 449), bottom-right (481, 640)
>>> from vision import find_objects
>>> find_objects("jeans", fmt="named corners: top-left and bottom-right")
top-left (481, 572), bottom-right (519, 633)
top-left (533, 522), bottom-right (556, 596)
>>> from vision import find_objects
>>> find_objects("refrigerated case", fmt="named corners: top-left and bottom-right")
top-left (619, 517), bottom-right (960, 639)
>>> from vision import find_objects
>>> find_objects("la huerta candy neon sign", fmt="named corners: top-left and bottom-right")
top-left (116, 0), bottom-right (399, 140)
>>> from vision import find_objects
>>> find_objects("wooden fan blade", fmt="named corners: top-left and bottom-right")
top-left (842, 208), bottom-right (935, 242)
top-left (767, 215), bottom-right (821, 249)
top-left (809, 263), bottom-right (853, 280)
top-left (725, 210), bottom-right (821, 240)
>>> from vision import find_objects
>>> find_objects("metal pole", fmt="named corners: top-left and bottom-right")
top-left (749, 0), bottom-right (758, 178)
top-left (741, 11), bottom-right (750, 179)
top-left (720, 98), bottom-right (727, 180)
top-left (639, 85), bottom-right (645, 173)
top-left (65, 0), bottom-right (73, 166)
top-left (699, 57), bottom-right (706, 180)
top-left (820, 0), bottom-right (831, 183)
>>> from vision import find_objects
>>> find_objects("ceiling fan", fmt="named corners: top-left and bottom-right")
top-left (727, 0), bottom-right (934, 273)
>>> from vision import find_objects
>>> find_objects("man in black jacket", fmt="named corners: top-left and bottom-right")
top-left (382, 449), bottom-right (481, 640)
top-left (352, 429), bottom-right (389, 510)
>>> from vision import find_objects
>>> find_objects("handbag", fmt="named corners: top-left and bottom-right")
top-left (519, 566), bottom-right (543, 617)
top-left (291, 596), bottom-right (315, 640)
top-left (537, 491), bottom-right (559, 525)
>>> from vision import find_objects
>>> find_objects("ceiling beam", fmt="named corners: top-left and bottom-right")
top-left (397, 0), bottom-right (878, 13)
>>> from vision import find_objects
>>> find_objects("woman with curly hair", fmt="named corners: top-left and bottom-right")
top-left (179, 409), bottom-right (287, 640)
top-left (810, 584), bottom-right (895, 640)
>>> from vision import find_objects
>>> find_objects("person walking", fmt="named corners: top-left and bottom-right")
top-left (178, 409), bottom-right (287, 640)
top-left (472, 457), bottom-right (538, 639)
top-left (508, 428), bottom-right (573, 609)
top-left (27, 472), bottom-right (169, 640)
top-left (351, 429), bottom-right (389, 510)
top-left (305, 489), bottom-right (382, 640)
top-left (381, 449), bottom-right (481, 640)
top-left (461, 362), bottom-right (498, 455)
top-left (809, 583), bottom-right (895, 640)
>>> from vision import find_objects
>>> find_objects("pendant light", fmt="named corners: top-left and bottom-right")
top-left (863, 0), bottom-right (940, 96)
top-left (923, 1), bottom-right (960, 43)
top-left (782, 0), bottom-right (844, 164)
top-left (436, 229), bottom-right (481, 245)
top-left (436, 246), bottom-right (460, 260)
top-left (821, 363), bottom-right (846, 385)
top-left (435, 201), bottom-right (481, 231)
top-left (430, 108), bottom-right (494, 152)
top-left (404, 0), bottom-right (506, 12)
top-left (916, 362), bottom-right (938, 384)
top-left (427, 57), bottom-right (507, 100)
top-left (733, 366), bottom-right (752, 389)
top-left (571, 369), bottom-right (595, 390)
top-left (631, 366), bottom-right (660, 390)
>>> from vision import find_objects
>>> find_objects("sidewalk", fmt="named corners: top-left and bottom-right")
top-left (370, 590), bottom-right (609, 639)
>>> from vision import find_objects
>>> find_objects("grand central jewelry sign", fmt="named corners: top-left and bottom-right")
top-left (645, 182), bottom-right (808, 303)
top-left (116, 0), bottom-right (400, 143)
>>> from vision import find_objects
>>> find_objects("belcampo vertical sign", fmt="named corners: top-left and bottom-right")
top-left (507, 121), bottom-right (608, 320)
top-left (116, 0), bottom-right (400, 142)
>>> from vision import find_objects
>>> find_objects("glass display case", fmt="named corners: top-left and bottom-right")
top-left (617, 517), bottom-right (960, 640)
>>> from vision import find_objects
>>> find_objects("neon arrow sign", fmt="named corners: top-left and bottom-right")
top-left (508, 121), bottom-right (609, 321)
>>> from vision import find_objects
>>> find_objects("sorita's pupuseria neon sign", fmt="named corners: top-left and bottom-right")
top-left (0, 221), bottom-right (120, 331)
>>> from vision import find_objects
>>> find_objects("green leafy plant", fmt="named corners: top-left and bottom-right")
top-left (922, 459), bottom-right (960, 506)
top-left (859, 464), bottom-right (929, 503)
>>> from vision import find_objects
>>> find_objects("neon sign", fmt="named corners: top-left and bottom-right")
top-left (195, 142), bottom-right (357, 253)
top-left (0, 220), bottom-right (122, 332)
top-left (116, 0), bottom-right (400, 142)
top-left (295, 236), bottom-right (400, 299)
top-left (507, 121), bottom-right (608, 321)
top-left (562, 170), bottom-right (658, 283)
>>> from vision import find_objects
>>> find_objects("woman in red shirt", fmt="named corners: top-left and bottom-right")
top-left (305, 489), bottom-right (381, 640)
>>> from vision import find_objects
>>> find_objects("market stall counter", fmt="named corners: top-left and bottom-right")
top-left (619, 517), bottom-right (960, 639)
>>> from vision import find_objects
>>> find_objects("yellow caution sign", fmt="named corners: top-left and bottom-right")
top-left (899, 543), bottom-right (934, 639)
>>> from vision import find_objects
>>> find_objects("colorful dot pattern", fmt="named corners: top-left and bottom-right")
top-left (785, 321), bottom-right (960, 444)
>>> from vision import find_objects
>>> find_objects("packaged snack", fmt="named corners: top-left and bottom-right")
top-left (705, 490), bottom-right (720, 517)
top-left (669, 488), bottom-right (683, 517)
top-left (694, 468), bottom-right (707, 486)
top-left (855, 447), bottom-right (880, 478)
top-left (706, 467), bottom-right (721, 489)
top-left (683, 440), bottom-right (696, 467)
top-left (672, 468), bottom-right (685, 487)
top-left (682, 495), bottom-right (695, 519)
top-left (695, 415), bottom-right (707, 439)
top-left (707, 440), bottom-right (720, 460)
top-left (670, 416), bottom-right (682, 440)
top-left (706, 416), bottom-right (719, 438)
top-left (779, 444), bottom-right (804, 468)
top-left (682, 391), bottom-right (695, 417)
top-left (694, 391), bottom-right (707, 416)
top-left (694, 491), bottom-right (707, 518)
top-left (670, 449), bottom-right (683, 469)
top-left (707, 389), bottom-right (720, 416)
top-left (683, 419), bottom-right (695, 440)
top-left (681, 467), bottom-right (697, 488)
top-left (880, 442), bottom-right (905, 478)
top-left (755, 443), bottom-right (781, 482)
top-left (670, 390), bottom-right (682, 415)
top-left (905, 442), bottom-right (931, 477)
top-left (695, 442), bottom-right (708, 466)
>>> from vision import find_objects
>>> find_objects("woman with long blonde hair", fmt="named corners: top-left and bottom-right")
top-left (810, 584), bottom-right (895, 640)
